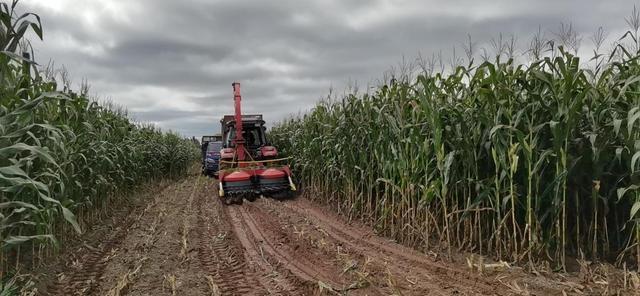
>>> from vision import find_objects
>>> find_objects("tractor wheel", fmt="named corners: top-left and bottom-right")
top-left (271, 190), bottom-right (294, 201)
top-left (224, 196), bottom-right (243, 205)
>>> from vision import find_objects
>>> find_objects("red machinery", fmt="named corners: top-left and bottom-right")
top-left (217, 82), bottom-right (296, 204)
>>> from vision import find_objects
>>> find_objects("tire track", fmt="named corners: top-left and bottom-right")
top-left (235, 205), bottom-right (342, 286)
top-left (46, 229), bottom-right (128, 296)
top-left (196, 188), bottom-right (267, 295)
top-left (239, 203), bottom-right (393, 296)
top-left (226, 205), bottom-right (313, 295)
top-left (278, 198), bottom-right (505, 295)
top-left (244, 201), bottom-right (397, 295)
top-left (44, 185), bottom-right (167, 296)
top-left (97, 180), bottom-right (180, 295)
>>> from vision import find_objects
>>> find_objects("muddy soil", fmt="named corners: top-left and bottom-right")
top-left (35, 172), bottom-right (637, 295)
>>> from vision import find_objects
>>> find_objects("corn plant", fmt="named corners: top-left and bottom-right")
top-left (0, 0), bottom-right (199, 289)
top-left (272, 23), bottom-right (640, 270)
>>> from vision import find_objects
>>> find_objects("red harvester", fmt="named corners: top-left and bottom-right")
top-left (217, 82), bottom-right (296, 204)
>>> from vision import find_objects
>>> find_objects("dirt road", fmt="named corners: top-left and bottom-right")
top-left (38, 172), bottom-right (625, 295)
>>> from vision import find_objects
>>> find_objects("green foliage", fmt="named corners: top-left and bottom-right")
top-left (0, 0), bottom-right (199, 287)
top-left (272, 39), bottom-right (640, 269)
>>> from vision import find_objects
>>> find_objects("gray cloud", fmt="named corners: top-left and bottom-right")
top-left (20, 0), bottom-right (640, 137)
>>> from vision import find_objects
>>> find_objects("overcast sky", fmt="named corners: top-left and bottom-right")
top-left (20, 0), bottom-right (639, 137)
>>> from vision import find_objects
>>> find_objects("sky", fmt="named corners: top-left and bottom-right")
top-left (20, 0), bottom-right (639, 137)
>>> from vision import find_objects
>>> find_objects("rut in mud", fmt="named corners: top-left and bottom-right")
top-left (37, 172), bottom-right (631, 295)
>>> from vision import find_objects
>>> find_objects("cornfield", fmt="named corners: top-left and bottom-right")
top-left (271, 22), bottom-right (640, 270)
top-left (0, 0), bottom-right (198, 288)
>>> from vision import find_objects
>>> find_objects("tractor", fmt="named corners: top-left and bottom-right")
top-left (217, 82), bottom-right (296, 205)
top-left (201, 135), bottom-right (222, 177)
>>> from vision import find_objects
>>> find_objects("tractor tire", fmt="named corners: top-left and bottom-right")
top-left (271, 190), bottom-right (294, 201)
top-left (223, 196), bottom-right (241, 205)
top-left (224, 196), bottom-right (243, 205)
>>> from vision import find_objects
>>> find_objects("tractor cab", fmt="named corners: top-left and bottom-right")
top-left (223, 119), bottom-right (266, 149)
top-left (220, 114), bottom-right (277, 161)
